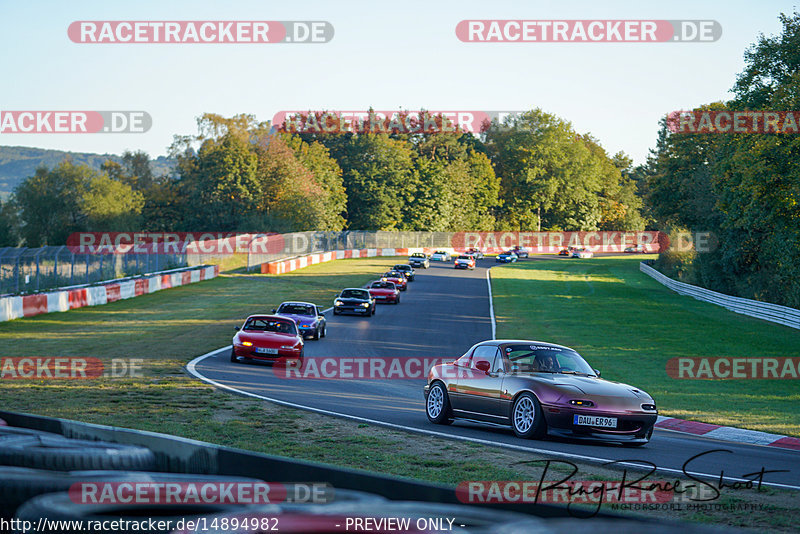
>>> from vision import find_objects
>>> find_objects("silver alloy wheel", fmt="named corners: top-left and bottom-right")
top-left (513, 396), bottom-right (535, 433)
top-left (427, 385), bottom-right (444, 418)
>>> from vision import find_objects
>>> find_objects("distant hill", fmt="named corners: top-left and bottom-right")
top-left (0, 146), bottom-right (176, 199)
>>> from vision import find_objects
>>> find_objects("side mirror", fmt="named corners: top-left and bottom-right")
top-left (234, 326), bottom-right (240, 331)
top-left (271, 308), bottom-right (276, 313)
top-left (475, 361), bottom-right (491, 374)
top-left (510, 364), bottom-right (520, 373)
top-left (593, 368), bottom-right (601, 377)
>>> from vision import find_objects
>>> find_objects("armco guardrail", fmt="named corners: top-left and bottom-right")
top-left (640, 262), bottom-right (800, 330)
top-left (0, 264), bottom-right (219, 323)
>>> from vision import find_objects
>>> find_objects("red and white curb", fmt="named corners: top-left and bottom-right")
top-left (655, 416), bottom-right (800, 451)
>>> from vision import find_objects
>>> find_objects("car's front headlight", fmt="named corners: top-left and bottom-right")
top-left (242, 341), bottom-right (253, 347)
top-left (334, 300), bottom-right (343, 306)
top-left (281, 345), bottom-right (297, 349)
top-left (360, 302), bottom-right (370, 307)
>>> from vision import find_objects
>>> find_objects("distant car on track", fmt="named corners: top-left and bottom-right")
top-left (423, 339), bottom-right (657, 446)
top-left (273, 301), bottom-right (326, 340)
top-left (430, 251), bottom-right (451, 262)
top-left (368, 280), bottom-right (400, 304)
top-left (381, 271), bottom-right (407, 291)
top-left (333, 288), bottom-right (376, 316)
top-left (559, 246), bottom-right (577, 256)
top-left (495, 251), bottom-right (518, 263)
top-left (466, 248), bottom-right (484, 259)
top-left (231, 315), bottom-right (304, 366)
top-left (571, 248), bottom-right (594, 258)
top-left (392, 264), bottom-right (416, 282)
top-left (511, 246), bottom-right (529, 258)
top-left (624, 244), bottom-right (647, 253)
top-left (453, 255), bottom-right (476, 270)
top-left (408, 253), bottom-right (430, 269)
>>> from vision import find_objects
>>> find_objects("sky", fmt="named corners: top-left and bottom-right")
top-left (0, 0), bottom-right (795, 165)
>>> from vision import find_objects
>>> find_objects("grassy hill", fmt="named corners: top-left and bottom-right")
top-left (0, 145), bottom-right (175, 199)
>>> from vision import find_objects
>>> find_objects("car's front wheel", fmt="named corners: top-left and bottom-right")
top-left (426, 382), bottom-right (453, 425)
top-left (511, 393), bottom-right (546, 439)
top-left (230, 347), bottom-right (238, 363)
top-left (320, 323), bottom-right (326, 338)
top-left (312, 326), bottom-right (321, 340)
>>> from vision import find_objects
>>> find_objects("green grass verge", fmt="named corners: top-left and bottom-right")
top-left (490, 255), bottom-right (800, 436)
top-left (0, 255), bottom-right (797, 532)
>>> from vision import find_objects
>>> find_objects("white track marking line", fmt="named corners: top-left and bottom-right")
top-left (486, 267), bottom-right (496, 340)
top-left (185, 347), bottom-right (800, 492)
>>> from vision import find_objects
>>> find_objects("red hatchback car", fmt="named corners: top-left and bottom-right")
top-left (381, 271), bottom-right (407, 291)
top-left (231, 315), bottom-right (304, 367)
top-left (368, 280), bottom-right (400, 304)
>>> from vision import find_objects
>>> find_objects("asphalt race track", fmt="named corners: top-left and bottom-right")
top-left (190, 259), bottom-right (799, 490)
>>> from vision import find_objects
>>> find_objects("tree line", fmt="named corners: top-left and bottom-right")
top-left (0, 110), bottom-right (644, 248)
top-left (1, 11), bottom-right (795, 308)
top-left (642, 11), bottom-right (800, 307)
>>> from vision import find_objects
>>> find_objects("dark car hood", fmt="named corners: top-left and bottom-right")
top-left (277, 313), bottom-right (316, 325)
top-left (337, 297), bottom-right (370, 303)
top-left (550, 375), bottom-right (649, 399)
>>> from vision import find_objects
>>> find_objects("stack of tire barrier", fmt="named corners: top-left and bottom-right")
top-left (0, 265), bottom-right (219, 323)
top-left (0, 418), bottom-right (739, 534)
top-left (0, 425), bottom-right (549, 533)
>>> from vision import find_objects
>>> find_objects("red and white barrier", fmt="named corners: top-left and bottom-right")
top-left (0, 265), bottom-right (220, 323)
top-left (260, 248), bottom-right (422, 276)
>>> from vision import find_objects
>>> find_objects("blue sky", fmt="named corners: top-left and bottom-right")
top-left (0, 0), bottom-right (795, 164)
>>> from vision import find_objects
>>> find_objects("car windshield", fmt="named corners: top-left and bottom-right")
top-left (278, 304), bottom-right (314, 316)
top-left (434, 251), bottom-right (446, 254)
top-left (503, 344), bottom-right (596, 376)
top-left (243, 318), bottom-right (297, 335)
top-left (383, 272), bottom-right (401, 277)
top-left (340, 289), bottom-right (369, 299)
top-left (458, 255), bottom-right (471, 260)
top-left (370, 281), bottom-right (394, 289)
top-left (411, 253), bottom-right (425, 258)
top-left (394, 265), bottom-right (410, 271)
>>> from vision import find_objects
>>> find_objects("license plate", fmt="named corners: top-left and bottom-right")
top-left (573, 415), bottom-right (617, 428)
top-left (256, 347), bottom-right (278, 355)
top-left (374, 295), bottom-right (386, 299)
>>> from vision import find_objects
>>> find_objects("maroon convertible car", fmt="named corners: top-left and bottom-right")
top-left (423, 340), bottom-right (658, 446)
top-left (231, 314), bottom-right (304, 367)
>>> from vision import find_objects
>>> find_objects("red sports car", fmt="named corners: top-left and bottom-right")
top-left (231, 315), bottom-right (304, 367)
top-left (368, 280), bottom-right (400, 304)
top-left (381, 271), bottom-right (407, 291)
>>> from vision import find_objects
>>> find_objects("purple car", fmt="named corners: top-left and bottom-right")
top-left (423, 339), bottom-right (657, 446)
top-left (273, 301), bottom-right (327, 340)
